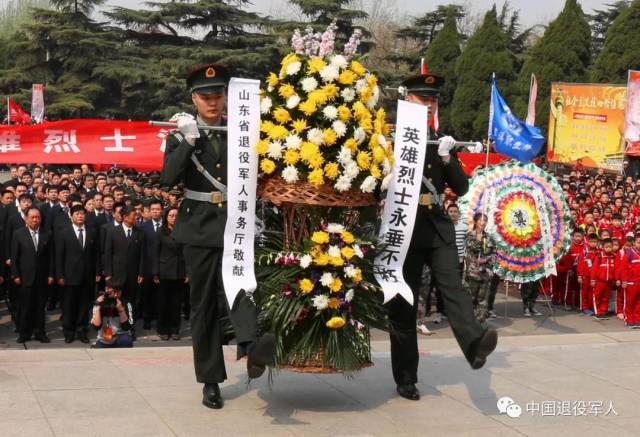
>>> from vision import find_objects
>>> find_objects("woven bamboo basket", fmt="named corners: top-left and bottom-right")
top-left (280, 346), bottom-right (373, 374)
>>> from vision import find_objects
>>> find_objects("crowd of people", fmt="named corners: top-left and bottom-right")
top-left (0, 164), bottom-right (188, 346)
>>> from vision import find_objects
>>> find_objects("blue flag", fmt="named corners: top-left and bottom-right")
top-left (490, 78), bottom-right (545, 163)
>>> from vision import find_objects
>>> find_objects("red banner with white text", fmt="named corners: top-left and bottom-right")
top-left (0, 119), bottom-right (168, 170)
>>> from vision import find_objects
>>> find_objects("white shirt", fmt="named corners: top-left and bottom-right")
top-left (121, 223), bottom-right (133, 237)
top-left (73, 224), bottom-right (86, 248)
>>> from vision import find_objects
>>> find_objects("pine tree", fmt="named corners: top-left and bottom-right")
top-left (424, 11), bottom-right (462, 131)
top-left (590, 0), bottom-right (640, 84)
top-left (450, 6), bottom-right (516, 140)
top-left (396, 4), bottom-right (465, 50)
top-left (589, 1), bottom-right (630, 58)
top-left (515, 0), bottom-right (591, 134)
top-left (289, 0), bottom-right (368, 41)
top-left (48, 0), bottom-right (105, 15)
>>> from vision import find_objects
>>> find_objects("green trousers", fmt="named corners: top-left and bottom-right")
top-left (183, 245), bottom-right (257, 384)
top-left (465, 276), bottom-right (491, 322)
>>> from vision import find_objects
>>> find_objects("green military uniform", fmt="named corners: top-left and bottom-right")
top-left (520, 281), bottom-right (540, 310)
top-left (389, 72), bottom-right (495, 388)
top-left (463, 230), bottom-right (496, 321)
top-left (160, 64), bottom-right (257, 384)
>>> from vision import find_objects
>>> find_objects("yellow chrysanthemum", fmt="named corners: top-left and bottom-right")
top-left (329, 256), bottom-right (344, 267)
top-left (314, 253), bottom-right (330, 266)
top-left (278, 83), bottom-right (296, 99)
top-left (367, 74), bottom-right (378, 87)
top-left (328, 297), bottom-right (341, 309)
top-left (341, 231), bottom-right (355, 244)
top-left (360, 86), bottom-right (372, 103)
top-left (326, 316), bottom-right (346, 329)
top-left (322, 83), bottom-right (339, 100)
top-left (324, 162), bottom-right (340, 180)
top-left (360, 117), bottom-right (373, 133)
top-left (329, 278), bottom-right (343, 293)
top-left (260, 120), bottom-right (275, 133)
top-left (260, 159), bottom-right (276, 174)
top-left (370, 164), bottom-right (381, 179)
top-left (338, 69), bottom-right (357, 85)
top-left (310, 245), bottom-right (322, 257)
top-left (273, 107), bottom-right (291, 124)
top-left (356, 151), bottom-right (371, 170)
top-left (267, 124), bottom-right (288, 140)
top-left (312, 231), bottom-right (330, 244)
top-left (352, 268), bottom-right (363, 283)
top-left (344, 138), bottom-right (358, 152)
top-left (299, 278), bottom-right (314, 294)
top-left (281, 53), bottom-right (300, 68)
top-left (284, 149), bottom-right (300, 165)
top-left (308, 168), bottom-right (324, 187)
top-left (300, 142), bottom-right (319, 162)
top-left (341, 246), bottom-right (355, 260)
top-left (307, 153), bottom-right (324, 169)
top-left (337, 107), bottom-right (351, 123)
top-left (291, 118), bottom-right (308, 133)
top-left (350, 60), bottom-right (366, 77)
top-left (372, 146), bottom-right (385, 163)
top-left (323, 128), bottom-right (337, 146)
top-left (299, 99), bottom-right (317, 116)
top-left (256, 139), bottom-right (269, 156)
top-left (369, 134), bottom-right (379, 149)
top-left (352, 101), bottom-right (370, 120)
top-left (307, 56), bottom-right (326, 74)
top-left (267, 72), bottom-right (279, 88)
top-left (308, 89), bottom-right (328, 105)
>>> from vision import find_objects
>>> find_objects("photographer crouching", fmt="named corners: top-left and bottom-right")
top-left (90, 285), bottom-right (134, 348)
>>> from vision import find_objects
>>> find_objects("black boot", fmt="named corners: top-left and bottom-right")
top-left (470, 328), bottom-right (498, 370)
top-left (202, 383), bottom-right (223, 409)
top-left (396, 383), bottom-right (421, 401)
top-left (246, 333), bottom-right (277, 379)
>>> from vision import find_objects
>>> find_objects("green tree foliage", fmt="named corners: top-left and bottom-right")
top-left (589, 1), bottom-right (630, 58)
top-left (515, 0), bottom-right (591, 134)
top-left (451, 6), bottom-right (516, 140)
top-left (289, 0), bottom-right (367, 39)
top-left (590, 0), bottom-right (640, 84)
top-left (396, 4), bottom-right (465, 49)
top-left (424, 11), bottom-right (462, 131)
top-left (48, 0), bottom-right (105, 15)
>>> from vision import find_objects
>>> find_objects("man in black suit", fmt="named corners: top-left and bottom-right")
top-left (388, 72), bottom-right (498, 401)
top-left (5, 194), bottom-right (33, 266)
top-left (11, 206), bottom-right (54, 343)
top-left (103, 205), bottom-right (144, 312)
top-left (138, 199), bottom-right (163, 330)
top-left (55, 205), bottom-right (101, 343)
top-left (39, 185), bottom-right (59, 220)
top-left (46, 185), bottom-right (70, 231)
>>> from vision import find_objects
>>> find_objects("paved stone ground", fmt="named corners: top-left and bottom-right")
top-left (2, 290), bottom-right (640, 436)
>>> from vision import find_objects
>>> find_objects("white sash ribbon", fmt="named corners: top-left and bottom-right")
top-left (222, 78), bottom-right (260, 308)
top-left (375, 100), bottom-right (429, 305)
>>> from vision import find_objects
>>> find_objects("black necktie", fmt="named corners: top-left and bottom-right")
top-left (127, 229), bottom-right (131, 239)
top-left (78, 228), bottom-right (84, 248)
top-left (155, 222), bottom-right (160, 232)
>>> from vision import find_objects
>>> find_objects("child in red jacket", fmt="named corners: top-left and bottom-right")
top-left (590, 239), bottom-right (619, 320)
top-left (577, 233), bottom-right (599, 315)
top-left (620, 235), bottom-right (640, 328)
top-left (555, 229), bottom-right (583, 309)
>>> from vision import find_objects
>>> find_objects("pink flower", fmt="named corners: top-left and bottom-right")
top-left (291, 29), bottom-right (305, 54)
top-left (318, 21), bottom-right (338, 58)
top-left (343, 29), bottom-right (363, 58)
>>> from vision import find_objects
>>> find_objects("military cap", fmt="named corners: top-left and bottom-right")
top-left (401, 73), bottom-right (445, 97)
top-left (161, 186), bottom-right (171, 193)
top-left (115, 172), bottom-right (124, 178)
top-left (187, 64), bottom-right (230, 94)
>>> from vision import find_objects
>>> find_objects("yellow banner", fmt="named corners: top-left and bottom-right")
top-left (548, 83), bottom-right (627, 171)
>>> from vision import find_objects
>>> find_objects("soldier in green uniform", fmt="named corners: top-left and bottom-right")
top-left (463, 212), bottom-right (496, 322)
top-left (161, 64), bottom-right (275, 410)
top-left (388, 72), bottom-right (498, 401)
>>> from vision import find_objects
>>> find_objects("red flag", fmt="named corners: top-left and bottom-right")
top-left (8, 98), bottom-right (31, 125)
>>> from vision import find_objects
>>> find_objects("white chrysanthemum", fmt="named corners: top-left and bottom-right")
top-left (286, 61), bottom-right (302, 76)
top-left (322, 105), bottom-right (338, 120)
top-left (285, 134), bottom-right (302, 150)
top-left (377, 134), bottom-right (387, 147)
top-left (286, 94), bottom-right (300, 109)
top-left (345, 289), bottom-right (354, 302)
top-left (330, 54), bottom-right (348, 69)
top-left (319, 64), bottom-right (340, 83)
top-left (381, 173), bottom-right (393, 191)
top-left (320, 272), bottom-right (334, 287)
top-left (354, 127), bottom-right (366, 145)
top-left (341, 87), bottom-right (356, 102)
top-left (382, 158), bottom-right (391, 175)
top-left (332, 120), bottom-right (347, 138)
top-left (301, 76), bottom-right (318, 92)
top-left (345, 161), bottom-right (360, 178)
top-left (281, 165), bottom-right (299, 183)
top-left (355, 78), bottom-right (367, 92)
top-left (334, 175), bottom-right (352, 192)
top-left (327, 223), bottom-right (345, 233)
top-left (312, 294), bottom-right (329, 311)
top-left (337, 146), bottom-right (353, 165)
top-left (360, 175), bottom-right (377, 193)
top-left (260, 96), bottom-right (272, 115)
top-left (267, 141), bottom-right (283, 159)
top-left (353, 244), bottom-right (364, 258)
top-left (344, 265), bottom-right (357, 278)
top-left (366, 86), bottom-right (380, 109)
top-left (327, 245), bottom-right (341, 258)
top-left (299, 254), bottom-right (313, 269)
top-left (307, 128), bottom-right (324, 145)
top-left (267, 84), bottom-right (274, 92)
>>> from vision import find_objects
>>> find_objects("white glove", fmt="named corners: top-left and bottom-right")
top-left (169, 113), bottom-right (199, 144)
top-left (469, 141), bottom-right (484, 153)
top-left (437, 136), bottom-right (456, 157)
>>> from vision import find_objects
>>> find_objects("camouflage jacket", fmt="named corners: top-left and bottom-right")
top-left (464, 231), bottom-right (496, 280)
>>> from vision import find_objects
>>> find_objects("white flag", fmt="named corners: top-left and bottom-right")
top-left (525, 74), bottom-right (537, 126)
top-left (31, 84), bottom-right (45, 124)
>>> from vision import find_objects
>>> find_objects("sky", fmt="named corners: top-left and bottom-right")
top-left (95, 0), bottom-right (613, 28)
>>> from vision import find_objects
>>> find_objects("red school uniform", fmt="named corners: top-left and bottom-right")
top-left (591, 252), bottom-right (619, 316)
top-left (620, 248), bottom-right (640, 324)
